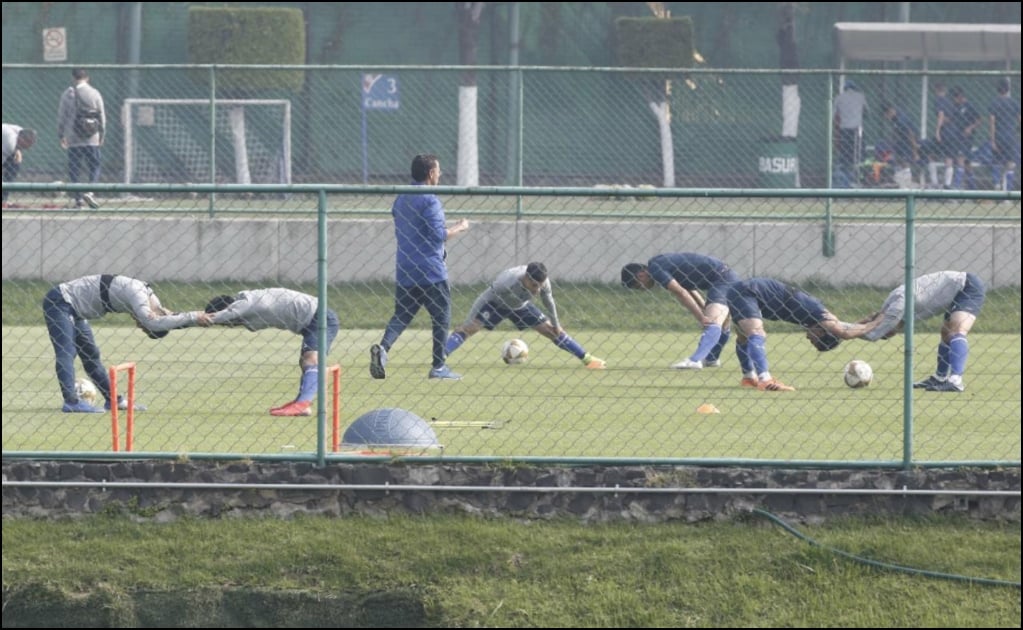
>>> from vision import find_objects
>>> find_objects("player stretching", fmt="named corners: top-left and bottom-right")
top-left (621, 253), bottom-right (741, 369)
top-left (728, 278), bottom-right (874, 391)
top-left (859, 271), bottom-right (985, 393)
top-left (200, 288), bottom-right (340, 416)
top-left (444, 262), bottom-right (606, 370)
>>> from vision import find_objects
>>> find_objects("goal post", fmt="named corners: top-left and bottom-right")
top-left (123, 99), bottom-right (292, 186)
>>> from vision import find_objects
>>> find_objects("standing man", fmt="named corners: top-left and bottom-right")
top-left (56, 68), bottom-right (104, 209)
top-left (370, 154), bottom-right (470, 380)
top-left (987, 78), bottom-right (1020, 191)
top-left (43, 274), bottom-right (202, 413)
top-left (200, 289), bottom-right (341, 416)
top-left (2, 124), bottom-right (37, 208)
top-left (832, 80), bottom-right (868, 187)
top-left (444, 262), bottom-right (606, 369)
top-left (859, 271), bottom-right (985, 393)
top-left (621, 253), bottom-right (740, 370)
top-left (727, 277), bottom-right (874, 392)
top-left (940, 86), bottom-right (982, 190)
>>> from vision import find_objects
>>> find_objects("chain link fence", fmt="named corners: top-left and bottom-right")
top-left (2, 64), bottom-right (1020, 463)
top-left (2, 65), bottom-right (1019, 195)
top-left (2, 179), bottom-right (1020, 463)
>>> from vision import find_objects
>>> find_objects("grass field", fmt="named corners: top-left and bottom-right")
top-left (3, 279), bottom-right (1020, 462)
top-left (2, 513), bottom-right (1020, 627)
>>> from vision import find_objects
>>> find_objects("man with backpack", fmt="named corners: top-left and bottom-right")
top-left (56, 68), bottom-right (104, 209)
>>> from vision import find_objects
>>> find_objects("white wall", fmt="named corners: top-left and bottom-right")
top-left (2, 216), bottom-right (1019, 288)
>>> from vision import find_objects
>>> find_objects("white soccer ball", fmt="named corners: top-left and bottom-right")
top-left (501, 338), bottom-right (529, 365)
top-left (75, 377), bottom-right (100, 403)
top-left (843, 360), bottom-right (873, 388)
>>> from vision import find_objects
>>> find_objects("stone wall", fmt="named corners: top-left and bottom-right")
top-left (3, 461), bottom-right (1019, 524)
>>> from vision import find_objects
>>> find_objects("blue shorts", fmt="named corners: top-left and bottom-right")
top-left (299, 308), bottom-right (340, 354)
top-left (947, 273), bottom-right (985, 319)
top-left (476, 301), bottom-right (546, 331)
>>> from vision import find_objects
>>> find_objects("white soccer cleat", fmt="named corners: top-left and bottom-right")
top-left (670, 358), bottom-right (703, 370)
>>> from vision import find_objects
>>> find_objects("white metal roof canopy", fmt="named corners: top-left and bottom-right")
top-left (835, 22), bottom-right (1020, 64)
top-left (834, 22), bottom-right (1021, 137)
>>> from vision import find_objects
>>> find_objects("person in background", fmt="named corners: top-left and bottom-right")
top-left (939, 86), bottom-right (982, 190)
top-left (987, 77), bottom-right (1020, 191)
top-left (832, 80), bottom-right (868, 187)
top-left (444, 262), bottom-right (606, 370)
top-left (56, 67), bottom-right (104, 209)
top-left (2, 124), bottom-right (37, 208)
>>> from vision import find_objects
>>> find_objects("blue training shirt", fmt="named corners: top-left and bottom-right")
top-left (392, 182), bottom-right (449, 287)
top-left (728, 278), bottom-right (828, 327)
top-left (647, 253), bottom-right (740, 290)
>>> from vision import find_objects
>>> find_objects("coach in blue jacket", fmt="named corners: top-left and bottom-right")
top-left (370, 154), bottom-right (470, 381)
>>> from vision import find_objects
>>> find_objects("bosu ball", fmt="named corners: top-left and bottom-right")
top-left (341, 407), bottom-right (441, 451)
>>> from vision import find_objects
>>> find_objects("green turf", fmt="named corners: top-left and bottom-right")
top-left (2, 513), bottom-right (1020, 627)
top-left (3, 279), bottom-right (1021, 333)
top-left (2, 321), bottom-right (1020, 462)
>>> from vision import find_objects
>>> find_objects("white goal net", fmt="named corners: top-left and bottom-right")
top-left (123, 99), bottom-right (291, 185)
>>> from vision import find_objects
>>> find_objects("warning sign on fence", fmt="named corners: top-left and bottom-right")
top-left (43, 27), bottom-right (67, 62)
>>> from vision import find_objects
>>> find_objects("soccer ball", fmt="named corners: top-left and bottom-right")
top-left (843, 360), bottom-right (873, 388)
top-left (501, 338), bottom-right (529, 365)
top-left (75, 377), bottom-right (100, 404)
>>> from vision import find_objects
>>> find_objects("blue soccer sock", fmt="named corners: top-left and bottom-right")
top-left (747, 334), bottom-right (769, 375)
top-left (707, 328), bottom-right (731, 363)
top-left (690, 324), bottom-right (722, 362)
top-left (554, 332), bottom-right (586, 359)
top-left (296, 366), bottom-right (318, 402)
top-left (735, 341), bottom-right (754, 375)
top-left (948, 334), bottom-right (969, 376)
top-left (935, 341), bottom-right (951, 377)
top-left (445, 331), bottom-right (467, 356)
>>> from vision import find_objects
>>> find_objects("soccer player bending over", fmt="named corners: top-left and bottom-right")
top-left (621, 253), bottom-right (740, 370)
top-left (200, 288), bottom-right (340, 416)
top-left (728, 277), bottom-right (876, 392)
top-left (856, 270), bottom-right (985, 393)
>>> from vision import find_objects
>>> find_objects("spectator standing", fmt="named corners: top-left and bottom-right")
top-left (941, 86), bottom-right (982, 189)
top-left (987, 78), bottom-right (1020, 191)
top-left (2, 124), bottom-right (37, 207)
top-left (56, 68), bottom-right (104, 209)
top-left (832, 81), bottom-right (868, 187)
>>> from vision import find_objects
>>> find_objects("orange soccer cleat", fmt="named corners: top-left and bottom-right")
top-left (757, 378), bottom-right (796, 392)
top-left (269, 400), bottom-right (312, 417)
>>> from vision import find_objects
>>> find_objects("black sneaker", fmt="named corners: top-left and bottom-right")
top-left (925, 379), bottom-right (965, 393)
top-left (912, 375), bottom-right (945, 389)
top-left (369, 344), bottom-right (387, 379)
